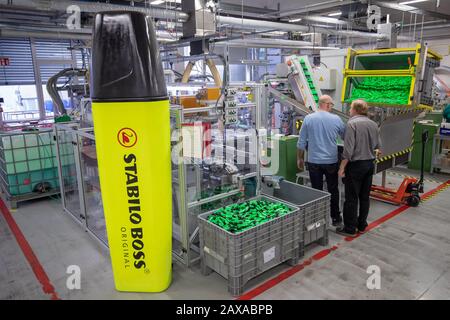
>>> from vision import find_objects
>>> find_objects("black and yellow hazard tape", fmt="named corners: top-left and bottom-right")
top-left (421, 182), bottom-right (450, 202)
top-left (394, 109), bottom-right (417, 116)
top-left (375, 147), bottom-right (412, 164)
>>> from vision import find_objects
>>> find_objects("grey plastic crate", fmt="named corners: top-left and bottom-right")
top-left (198, 194), bottom-right (302, 296)
top-left (272, 180), bottom-right (330, 250)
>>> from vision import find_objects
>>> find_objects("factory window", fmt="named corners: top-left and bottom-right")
top-left (34, 39), bottom-right (78, 118)
top-left (0, 38), bottom-right (39, 121)
top-left (0, 38), bottom-right (83, 122)
top-left (0, 85), bottom-right (40, 121)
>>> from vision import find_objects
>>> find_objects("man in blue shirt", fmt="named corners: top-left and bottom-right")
top-left (297, 95), bottom-right (346, 226)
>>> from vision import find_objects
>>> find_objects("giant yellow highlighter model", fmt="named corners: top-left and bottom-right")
top-left (91, 11), bottom-right (172, 292)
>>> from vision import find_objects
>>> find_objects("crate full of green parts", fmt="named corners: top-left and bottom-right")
top-left (198, 195), bottom-right (303, 296)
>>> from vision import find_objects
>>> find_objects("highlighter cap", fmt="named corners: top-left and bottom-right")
top-left (91, 11), bottom-right (167, 102)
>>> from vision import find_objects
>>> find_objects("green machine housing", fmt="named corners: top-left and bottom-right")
top-left (266, 135), bottom-right (300, 183)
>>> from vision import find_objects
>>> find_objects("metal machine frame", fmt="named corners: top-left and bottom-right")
top-left (54, 122), bottom-right (107, 249)
top-left (171, 82), bottom-right (264, 267)
top-left (286, 55), bottom-right (323, 112)
top-left (342, 43), bottom-right (442, 110)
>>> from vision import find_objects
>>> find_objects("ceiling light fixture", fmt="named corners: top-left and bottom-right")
top-left (150, 0), bottom-right (165, 5)
top-left (289, 18), bottom-right (302, 22)
top-left (399, 0), bottom-right (428, 5)
top-left (327, 11), bottom-right (342, 16)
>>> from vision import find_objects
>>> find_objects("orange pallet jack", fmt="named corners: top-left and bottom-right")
top-left (370, 131), bottom-right (428, 207)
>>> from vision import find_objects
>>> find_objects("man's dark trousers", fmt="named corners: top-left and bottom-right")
top-left (307, 162), bottom-right (340, 222)
top-left (343, 160), bottom-right (375, 233)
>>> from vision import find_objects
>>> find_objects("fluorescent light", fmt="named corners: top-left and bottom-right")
top-left (289, 18), bottom-right (302, 22)
top-left (328, 11), bottom-right (342, 16)
top-left (399, 0), bottom-right (428, 4)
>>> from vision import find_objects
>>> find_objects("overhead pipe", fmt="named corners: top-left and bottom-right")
top-left (47, 68), bottom-right (87, 115)
top-left (213, 39), bottom-right (340, 50)
top-left (0, 17), bottom-right (68, 28)
top-left (218, 16), bottom-right (388, 40)
top-left (0, 28), bottom-right (91, 40)
top-left (275, 0), bottom-right (355, 18)
top-left (3, 1), bottom-right (400, 42)
top-left (292, 15), bottom-right (349, 26)
top-left (2, 0), bottom-right (189, 22)
top-left (0, 23), bottom-right (178, 41)
top-left (402, 19), bottom-right (447, 27)
top-left (3, 2), bottom-right (429, 44)
top-left (0, 23), bottom-right (91, 34)
top-left (216, 38), bottom-right (313, 47)
top-left (420, 23), bottom-right (450, 31)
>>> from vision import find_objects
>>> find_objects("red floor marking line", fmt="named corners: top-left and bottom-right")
top-left (343, 205), bottom-right (410, 242)
top-left (236, 246), bottom-right (339, 301)
top-left (236, 179), bottom-right (450, 300)
top-left (0, 199), bottom-right (60, 300)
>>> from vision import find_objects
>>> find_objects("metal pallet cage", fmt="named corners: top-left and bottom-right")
top-left (0, 129), bottom-right (74, 208)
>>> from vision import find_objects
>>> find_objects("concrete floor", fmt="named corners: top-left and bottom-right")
top-left (1, 167), bottom-right (449, 300)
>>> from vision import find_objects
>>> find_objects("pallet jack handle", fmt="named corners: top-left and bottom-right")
top-left (419, 130), bottom-right (428, 193)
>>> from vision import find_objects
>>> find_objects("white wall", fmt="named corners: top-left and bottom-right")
top-left (426, 38), bottom-right (450, 67)
top-left (427, 38), bottom-right (450, 93)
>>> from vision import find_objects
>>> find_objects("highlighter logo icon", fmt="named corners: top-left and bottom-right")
top-left (117, 128), bottom-right (137, 148)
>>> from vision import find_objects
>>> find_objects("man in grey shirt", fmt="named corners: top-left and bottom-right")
top-left (337, 99), bottom-right (381, 237)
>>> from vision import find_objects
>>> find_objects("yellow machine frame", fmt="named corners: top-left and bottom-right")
top-left (341, 43), bottom-right (442, 110)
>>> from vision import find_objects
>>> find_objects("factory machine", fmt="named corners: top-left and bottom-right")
top-left (264, 43), bottom-right (442, 206)
top-left (170, 82), bottom-right (264, 266)
top-left (260, 53), bottom-right (349, 185)
top-left (267, 44), bottom-right (442, 205)
top-left (341, 44), bottom-right (442, 206)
